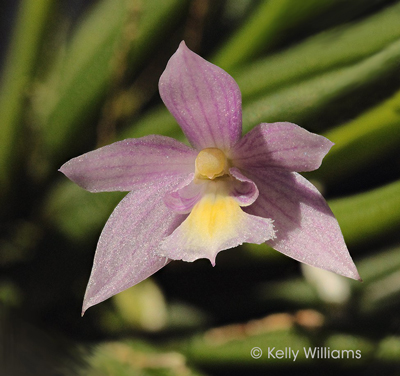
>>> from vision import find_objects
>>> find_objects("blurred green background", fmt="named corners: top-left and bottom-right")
top-left (1, 0), bottom-right (400, 375)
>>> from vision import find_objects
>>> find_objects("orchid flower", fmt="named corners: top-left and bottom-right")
top-left (60, 41), bottom-right (360, 314)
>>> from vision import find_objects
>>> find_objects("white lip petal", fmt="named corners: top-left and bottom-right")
top-left (159, 181), bottom-right (275, 266)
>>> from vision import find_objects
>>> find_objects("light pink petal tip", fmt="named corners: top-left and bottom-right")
top-left (81, 178), bottom-right (187, 315)
top-left (245, 168), bottom-right (360, 280)
top-left (231, 122), bottom-right (334, 172)
top-left (159, 41), bottom-right (242, 151)
top-left (59, 135), bottom-right (196, 193)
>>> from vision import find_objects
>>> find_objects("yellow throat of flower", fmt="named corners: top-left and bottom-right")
top-left (195, 148), bottom-right (228, 179)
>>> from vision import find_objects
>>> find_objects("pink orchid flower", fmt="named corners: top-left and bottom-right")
top-left (60, 41), bottom-right (360, 315)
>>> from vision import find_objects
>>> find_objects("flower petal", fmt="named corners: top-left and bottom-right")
top-left (231, 122), bottom-right (334, 172)
top-left (229, 167), bottom-right (259, 206)
top-left (244, 168), bottom-right (360, 280)
top-left (82, 179), bottom-right (187, 314)
top-left (163, 173), bottom-right (203, 214)
top-left (59, 135), bottom-right (196, 192)
top-left (164, 168), bottom-right (259, 214)
top-left (159, 181), bottom-right (275, 266)
top-left (159, 41), bottom-right (242, 151)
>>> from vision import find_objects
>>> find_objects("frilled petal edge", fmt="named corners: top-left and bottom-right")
top-left (59, 135), bottom-right (196, 192)
top-left (244, 168), bottom-right (360, 280)
top-left (159, 180), bottom-right (275, 266)
top-left (82, 177), bottom-right (187, 315)
top-left (230, 122), bottom-right (334, 172)
top-left (159, 41), bottom-right (242, 151)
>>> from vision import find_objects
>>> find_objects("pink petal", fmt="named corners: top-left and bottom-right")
top-left (164, 168), bottom-right (259, 214)
top-left (159, 41), bottom-right (242, 151)
top-left (244, 168), bottom-right (360, 280)
top-left (230, 122), bottom-right (334, 172)
top-left (59, 135), bottom-right (196, 192)
top-left (229, 167), bottom-right (259, 206)
top-left (82, 179), bottom-right (187, 314)
top-left (163, 173), bottom-right (203, 214)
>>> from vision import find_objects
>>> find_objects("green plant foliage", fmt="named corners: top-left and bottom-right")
top-left (241, 38), bottom-right (400, 131)
top-left (35, 0), bottom-right (189, 164)
top-left (234, 1), bottom-right (400, 99)
top-left (75, 341), bottom-right (206, 376)
top-left (213, 0), bottom-right (346, 71)
top-left (330, 179), bottom-right (400, 246)
top-left (44, 181), bottom-right (124, 240)
top-left (316, 89), bottom-right (400, 183)
top-left (0, 0), bottom-right (54, 193)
